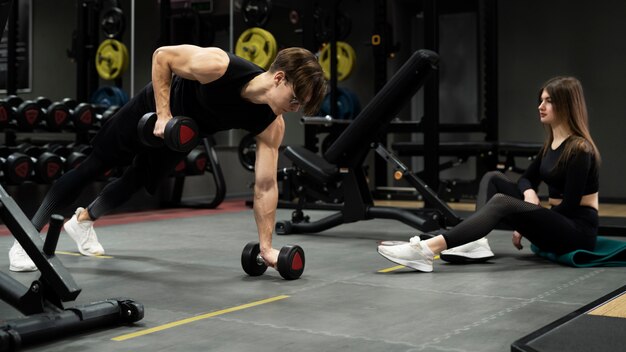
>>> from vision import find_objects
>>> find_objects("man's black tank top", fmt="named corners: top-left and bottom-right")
top-left (167, 52), bottom-right (276, 135)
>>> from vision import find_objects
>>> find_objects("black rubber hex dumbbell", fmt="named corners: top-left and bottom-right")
top-left (35, 96), bottom-right (71, 131)
top-left (185, 147), bottom-right (208, 175)
top-left (44, 143), bottom-right (88, 171)
top-left (0, 95), bottom-right (43, 131)
top-left (241, 242), bottom-right (305, 280)
top-left (17, 144), bottom-right (64, 184)
top-left (0, 146), bottom-right (34, 184)
top-left (61, 98), bottom-right (95, 131)
top-left (0, 96), bottom-right (19, 130)
top-left (137, 112), bottom-right (199, 153)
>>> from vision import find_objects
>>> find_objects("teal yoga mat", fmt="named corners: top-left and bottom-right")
top-left (531, 237), bottom-right (626, 267)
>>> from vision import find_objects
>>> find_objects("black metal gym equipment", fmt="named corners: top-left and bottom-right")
top-left (275, 49), bottom-right (462, 236)
top-left (0, 184), bottom-right (144, 350)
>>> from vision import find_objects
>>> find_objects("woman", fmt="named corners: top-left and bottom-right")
top-left (378, 76), bottom-right (600, 272)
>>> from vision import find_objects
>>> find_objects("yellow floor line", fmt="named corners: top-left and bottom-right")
top-left (378, 256), bottom-right (440, 273)
top-left (55, 251), bottom-right (114, 259)
top-left (378, 265), bottom-right (405, 273)
top-left (111, 295), bottom-right (290, 342)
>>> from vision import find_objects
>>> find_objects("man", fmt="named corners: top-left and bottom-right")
top-left (10, 46), bottom-right (326, 271)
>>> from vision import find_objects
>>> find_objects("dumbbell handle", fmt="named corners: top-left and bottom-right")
top-left (300, 115), bottom-right (334, 125)
top-left (255, 254), bottom-right (266, 266)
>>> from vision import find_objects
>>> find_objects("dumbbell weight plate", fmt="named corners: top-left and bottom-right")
top-left (16, 101), bottom-right (43, 131)
top-left (34, 152), bottom-right (64, 184)
top-left (44, 102), bottom-right (70, 131)
top-left (64, 152), bottom-right (87, 171)
top-left (241, 242), bottom-right (268, 276)
top-left (72, 103), bottom-right (95, 131)
top-left (163, 117), bottom-right (200, 153)
top-left (137, 112), bottom-right (164, 148)
top-left (277, 245), bottom-right (305, 280)
top-left (0, 101), bottom-right (15, 130)
top-left (35, 96), bottom-right (53, 110)
top-left (185, 148), bottom-right (208, 175)
top-left (62, 98), bottom-right (78, 110)
top-left (2, 153), bottom-right (33, 184)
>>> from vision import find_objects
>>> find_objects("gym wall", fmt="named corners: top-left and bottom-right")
top-left (498, 0), bottom-right (626, 201)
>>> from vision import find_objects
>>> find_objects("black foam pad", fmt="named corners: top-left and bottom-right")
top-left (324, 49), bottom-right (439, 164)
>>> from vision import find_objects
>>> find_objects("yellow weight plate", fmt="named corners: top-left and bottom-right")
top-left (235, 27), bottom-right (277, 70)
top-left (95, 39), bottom-right (129, 80)
top-left (319, 41), bottom-right (356, 81)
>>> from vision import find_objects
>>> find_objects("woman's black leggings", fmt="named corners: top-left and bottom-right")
top-left (441, 171), bottom-right (598, 254)
top-left (30, 155), bottom-right (145, 231)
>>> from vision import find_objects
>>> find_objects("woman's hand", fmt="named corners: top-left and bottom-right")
top-left (512, 231), bottom-right (523, 250)
top-left (523, 189), bottom-right (540, 205)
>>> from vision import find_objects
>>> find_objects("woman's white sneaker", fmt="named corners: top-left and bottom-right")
top-left (377, 236), bottom-right (434, 272)
top-left (440, 238), bottom-right (494, 263)
top-left (64, 208), bottom-right (105, 256)
top-left (9, 240), bottom-right (37, 272)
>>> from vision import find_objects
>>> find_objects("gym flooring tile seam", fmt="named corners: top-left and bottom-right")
top-left (111, 295), bottom-right (290, 342)
top-left (418, 269), bottom-right (608, 348)
top-left (0, 199), bottom-right (249, 236)
top-left (211, 315), bottom-right (427, 351)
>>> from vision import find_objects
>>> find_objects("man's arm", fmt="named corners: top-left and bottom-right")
top-left (151, 45), bottom-right (229, 137)
top-left (253, 116), bottom-right (285, 267)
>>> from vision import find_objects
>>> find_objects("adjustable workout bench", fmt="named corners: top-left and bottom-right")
top-left (0, 185), bottom-right (144, 350)
top-left (275, 49), bottom-right (462, 235)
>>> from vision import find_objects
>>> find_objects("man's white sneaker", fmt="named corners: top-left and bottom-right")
top-left (64, 207), bottom-right (105, 256)
top-left (9, 240), bottom-right (37, 272)
top-left (440, 238), bottom-right (494, 264)
top-left (377, 236), bottom-right (434, 272)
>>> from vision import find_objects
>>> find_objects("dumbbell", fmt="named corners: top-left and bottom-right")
top-left (0, 96), bottom-right (21, 130)
top-left (44, 143), bottom-right (88, 171)
top-left (185, 147), bottom-right (208, 175)
top-left (98, 105), bottom-right (120, 126)
top-left (0, 95), bottom-right (43, 131)
top-left (137, 112), bottom-right (199, 153)
top-left (241, 242), bottom-right (305, 280)
top-left (0, 146), bottom-right (34, 184)
top-left (35, 96), bottom-right (71, 131)
top-left (61, 98), bottom-right (95, 131)
top-left (16, 143), bottom-right (64, 184)
top-left (170, 147), bottom-right (209, 177)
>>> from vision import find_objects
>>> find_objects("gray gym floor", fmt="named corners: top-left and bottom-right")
top-left (0, 204), bottom-right (624, 352)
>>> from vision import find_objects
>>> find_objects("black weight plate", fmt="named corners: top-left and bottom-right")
top-left (163, 117), bottom-right (199, 153)
top-left (277, 245), bottom-right (305, 280)
top-left (241, 0), bottom-right (272, 27)
top-left (137, 112), bottom-right (164, 148)
top-left (101, 7), bottom-right (126, 39)
top-left (241, 242), bottom-right (268, 276)
top-left (3, 153), bottom-right (33, 184)
top-left (16, 101), bottom-right (42, 130)
top-left (45, 102), bottom-right (70, 131)
top-left (72, 103), bottom-right (95, 131)
top-left (35, 152), bottom-right (63, 183)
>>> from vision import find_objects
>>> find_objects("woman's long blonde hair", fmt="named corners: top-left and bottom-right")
top-left (539, 76), bottom-right (601, 168)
